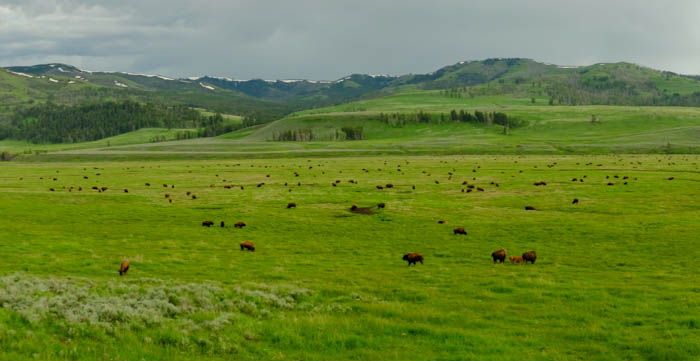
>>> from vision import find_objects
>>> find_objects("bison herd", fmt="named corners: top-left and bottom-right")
top-left (33, 158), bottom-right (673, 277)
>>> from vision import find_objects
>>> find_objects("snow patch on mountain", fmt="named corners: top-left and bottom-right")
top-left (8, 70), bottom-right (33, 78)
top-left (199, 82), bottom-right (215, 90)
top-left (114, 80), bottom-right (128, 88)
top-left (48, 78), bottom-right (59, 83)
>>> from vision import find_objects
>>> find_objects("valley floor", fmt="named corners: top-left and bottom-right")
top-left (0, 155), bottom-right (698, 360)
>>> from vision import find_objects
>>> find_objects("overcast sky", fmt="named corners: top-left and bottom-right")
top-left (1, 0), bottom-right (699, 80)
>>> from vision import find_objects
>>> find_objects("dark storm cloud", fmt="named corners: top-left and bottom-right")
top-left (1, 0), bottom-right (699, 79)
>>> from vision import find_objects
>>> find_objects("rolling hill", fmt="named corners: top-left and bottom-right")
top-left (1, 58), bottom-right (700, 156)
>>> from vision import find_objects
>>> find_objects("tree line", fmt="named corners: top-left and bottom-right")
top-left (377, 110), bottom-right (526, 128)
top-left (0, 101), bottom-right (241, 144)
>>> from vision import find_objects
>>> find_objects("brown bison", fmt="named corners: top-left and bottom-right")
top-left (287, 202), bottom-right (297, 209)
top-left (572, 198), bottom-right (579, 204)
top-left (376, 185), bottom-right (384, 190)
top-left (438, 220), bottom-right (447, 224)
top-left (101, 187), bottom-right (108, 192)
top-left (240, 241), bottom-right (255, 251)
top-left (534, 181), bottom-right (547, 186)
top-left (522, 250), bottom-right (537, 264)
top-left (386, 184), bottom-right (394, 188)
top-left (477, 187), bottom-right (484, 192)
top-left (220, 221), bottom-right (225, 228)
top-left (202, 220), bottom-right (214, 227)
top-left (525, 206), bottom-right (536, 211)
top-left (119, 260), bottom-right (130, 276)
top-left (509, 256), bottom-right (523, 264)
top-left (350, 204), bottom-right (358, 211)
top-left (234, 221), bottom-right (246, 228)
top-left (491, 248), bottom-right (507, 263)
top-left (402, 252), bottom-right (424, 266)
top-left (453, 227), bottom-right (467, 235)
top-left (145, 183), bottom-right (150, 186)
top-left (377, 202), bottom-right (386, 209)
top-left (124, 189), bottom-right (129, 193)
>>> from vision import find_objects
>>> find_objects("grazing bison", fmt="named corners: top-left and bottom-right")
top-left (477, 187), bottom-right (484, 192)
top-left (49, 188), bottom-right (55, 192)
top-left (509, 256), bottom-right (523, 264)
top-left (402, 252), bottom-right (424, 266)
top-left (234, 221), bottom-right (246, 228)
top-left (572, 198), bottom-right (579, 204)
top-left (491, 248), bottom-right (507, 263)
top-left (377, 202), bottom-right (386, 209)
top-left (376, 185), bottom-right (384, 190)
top-left (192, 195), bottom-right (197, 199)
top-left (453, 227), bottom-right (467, 235)
top-left (163, 184), bottom-right (168, 188)
top-left (101, 187), bottom-right (108, 192)
top-left (668, 177), bottom-right (674, 180)
top-left (534, 181), bottom-right (547, 186)
top-left (386, 184), bottom-right (394, 188)
top-left (119, 260), bottom-right (130, 276)
top-left (287, 202), bottom-right (297, 209)
top-left (124, 189), bottom-right (129, 193)
top-left (350, 204), bottom-right (358, 211)
top-left (522, 250), bottom-right (537, 264)
top-left (220, 221), bottom-right (225, 228)
top-left (240, 241), bottom-right (255, 251)
top-left (202, 220), bottom-right (214, 227)
top-left (438, 220), bottom-right (447, 224)
top-left (525, 206), bottom-right (536, 211)
top-left (145, 183), bottom-right (150, 186)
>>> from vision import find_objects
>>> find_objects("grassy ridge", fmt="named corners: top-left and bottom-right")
top-left (0, 155), bottom-right (698, 360)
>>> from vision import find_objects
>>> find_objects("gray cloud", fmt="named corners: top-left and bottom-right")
top-left (1, 0), bottom-right (699, 79)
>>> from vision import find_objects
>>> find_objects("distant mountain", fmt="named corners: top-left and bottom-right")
top-left (6, 58), bottom-right (700, 110)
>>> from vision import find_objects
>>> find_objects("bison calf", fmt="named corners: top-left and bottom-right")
top-left (509, 256), bottom-right (523, 264)
top-left (402, 252), bottom-right (424, 266)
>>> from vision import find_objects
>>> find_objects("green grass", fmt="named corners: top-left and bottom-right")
top-left (0, 155), bottom-right (698, 360)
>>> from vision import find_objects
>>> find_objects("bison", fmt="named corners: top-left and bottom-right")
top-left (240, 241), bottom-right (255, 251)
top-left (491, 248), bottom-right (507, 263)
top-left (572, 198), bottom-right (579, 204)
top-left (119, 260), bottom-right (130, 276)
top-left (220, 221), bottom-right (225, 228)
top-left (377, 202), bottom-right (386, 209)
top-left (402, 252), bottom-right (424, 266)
top-left (525, 206), bottom-right (536, 211)
top-left (376, 185), bottom-right (384, 190)
top-left (438, 220), bottom-right (447, 224)
top-left (534, 181), bottom-right (547, 186)
top-left (509, 255), bottom-right (523, 264)
top-left (287, 202), bottom-right (297, 209)
top-left (522, 250), bottom-right (537, 264)
top-left (202, 220), bottom-right (214, 227)
top-left (234, 221), bottom-right (246, 228)
top-left (453, 227), bottom-right (467, 235)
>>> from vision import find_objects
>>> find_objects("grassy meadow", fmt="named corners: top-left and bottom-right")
top-left (0, 155), bottom-right (698, 360)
